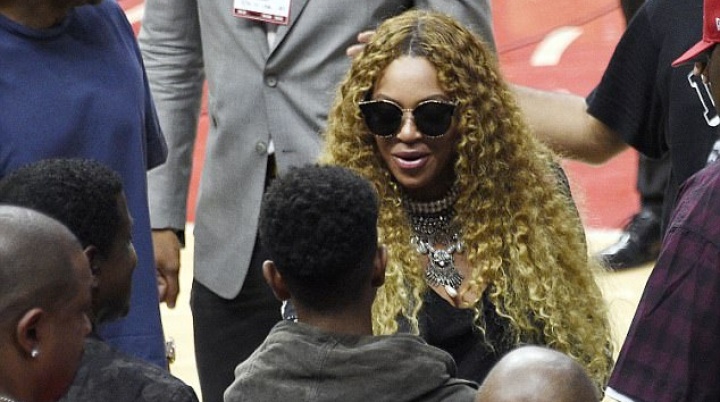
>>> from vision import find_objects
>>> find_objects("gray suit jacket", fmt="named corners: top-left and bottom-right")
top-left (139, 0), bottom-right (494, 298)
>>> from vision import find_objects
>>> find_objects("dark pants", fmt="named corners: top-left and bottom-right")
top-left (190, 239), bottom-right (281, 402)
top-left (637, 154), bottom-right (670, 216)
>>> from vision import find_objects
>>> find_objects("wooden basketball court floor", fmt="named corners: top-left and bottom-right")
top-left (115, 0), bottom-right (656, 399)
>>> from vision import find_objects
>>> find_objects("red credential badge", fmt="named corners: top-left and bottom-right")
top-left (233, 0), bottom-right (291, 25)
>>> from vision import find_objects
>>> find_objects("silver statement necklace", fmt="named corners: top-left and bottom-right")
top-left (0, 396), bottom-right (20, 402)
top-left (404, 184), bottom-right (464, 298)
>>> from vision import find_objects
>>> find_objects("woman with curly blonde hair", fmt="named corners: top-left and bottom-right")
top-left (320, 10), bottom-right (613, 389)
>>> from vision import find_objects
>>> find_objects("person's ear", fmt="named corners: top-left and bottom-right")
top-left (16, 308), bottom-right (44, 359)
top-left (262, 260), bottom-right (291, 301)
top-left (370, 244), bottom-right (387, 288)
top-left (84, 245), bottom-right (101, 289)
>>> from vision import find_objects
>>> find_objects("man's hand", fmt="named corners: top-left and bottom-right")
top-left (346, 30), bottom-right (375, 58)
top-left (153, 229), bottom-right (182, 308)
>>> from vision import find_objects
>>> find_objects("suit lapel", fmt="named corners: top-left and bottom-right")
top-left (269, 0), bottom-right (309, 55)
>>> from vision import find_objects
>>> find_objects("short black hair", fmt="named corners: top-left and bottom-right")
top-left (0, 158), bottom-right (124, 257)
top-left (259, 164), bottom-right (379, 312)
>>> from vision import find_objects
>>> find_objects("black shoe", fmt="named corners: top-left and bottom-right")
top-left (597, 209), bottom-right (662, 270)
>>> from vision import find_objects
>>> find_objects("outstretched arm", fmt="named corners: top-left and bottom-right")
top-left (512, 84), bottom-right (628, 164)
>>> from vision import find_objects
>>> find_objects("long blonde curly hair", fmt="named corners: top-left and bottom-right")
top-left (320, 10), bottom-right (613, 387)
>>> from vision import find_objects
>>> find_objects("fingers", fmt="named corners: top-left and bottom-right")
top-left (160, 266), bottom-right (180, 308)
top-left (157, 274), bottom-right (168, 303)
top-left (346, 44), bottom-right (365, 58)
top-left (357, 30), bottom-right (375, 43)
top-left (346, 30), bottom-right (376, 58)
top-left (152, 229), bottom-right (182, 308)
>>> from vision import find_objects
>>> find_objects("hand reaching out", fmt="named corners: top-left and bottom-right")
top-left (346, 30), bottom-right (376, 58)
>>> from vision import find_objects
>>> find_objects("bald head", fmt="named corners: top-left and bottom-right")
top-left (476, 346), bottom-right (598, 402)
top-left (0, 205), bottom-right (87, 328)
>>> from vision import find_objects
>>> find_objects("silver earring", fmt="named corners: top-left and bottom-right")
top-left (30, 348), bottom-right (39, 358)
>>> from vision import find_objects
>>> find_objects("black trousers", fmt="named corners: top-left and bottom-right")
top-left (190, 239), bottom-right (281, 402)
top-left (637, 154), bottom-right (670, 216)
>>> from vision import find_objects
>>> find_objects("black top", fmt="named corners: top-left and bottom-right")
top-left (417, 290), bottom-right (513, 384)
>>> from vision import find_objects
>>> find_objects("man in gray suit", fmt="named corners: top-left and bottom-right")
top-left (138, 3), bottom-right (494, 401)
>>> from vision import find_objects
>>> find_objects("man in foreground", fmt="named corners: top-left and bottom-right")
top-left (0, 159), bottom-right (198, 401)
top-left (606, 0), bottom-right (720, 399)
top-left (0, 206), bottom-right (92, 402)
top-left (224, 164), bottom-right (478, 402)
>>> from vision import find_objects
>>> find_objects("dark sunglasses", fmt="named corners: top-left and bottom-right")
top-left (359, 99), bottom-right (457, 138)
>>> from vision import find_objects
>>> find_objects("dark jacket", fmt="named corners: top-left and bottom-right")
top-left (60, 336), bottom-right (198, 402)
top-left (224, 320), bottom-right (478, 402)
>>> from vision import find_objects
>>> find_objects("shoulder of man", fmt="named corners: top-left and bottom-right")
top-left (60, 337), bottom-right (199, 402)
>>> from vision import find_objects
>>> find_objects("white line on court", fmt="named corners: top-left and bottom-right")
top-left (531, 26), bottom-right (583, 67)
